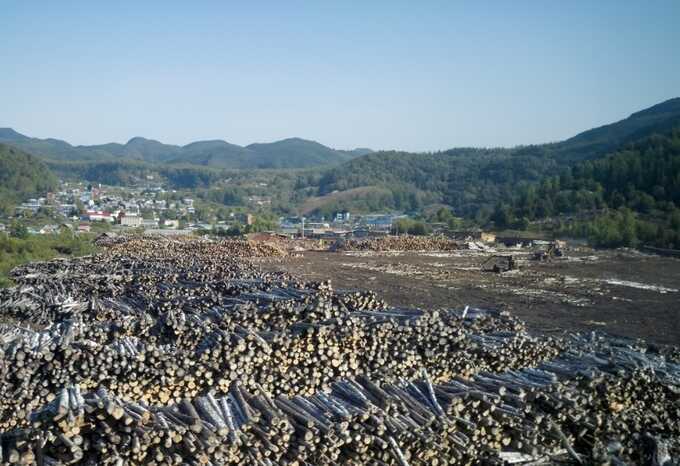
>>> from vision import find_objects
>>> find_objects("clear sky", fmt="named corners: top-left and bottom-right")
top-left (1, 1), bottom-right (679, 152)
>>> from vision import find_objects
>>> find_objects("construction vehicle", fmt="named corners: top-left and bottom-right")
top-left (481, 255), bottom-right (517, 273)
top-left (533, 241), bottom-right (564, 262)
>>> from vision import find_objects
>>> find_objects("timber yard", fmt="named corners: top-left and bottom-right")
top-left (266, 238), bottom-right (680, 346)
top-left (3, 3), bottom-right (680, 464)
top-left (0, 234), bottom-right (678, 465)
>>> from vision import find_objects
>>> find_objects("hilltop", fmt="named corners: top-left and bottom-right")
top-left (301, 97), bottom-right (680, 217)
top-left (0, 131), bottom-right (367, 170)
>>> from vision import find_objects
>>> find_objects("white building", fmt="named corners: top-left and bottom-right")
top-left (142, 218), bottom-right (159, 228)
top-left (120, 214), bottom-right (143, 227)
top-left (86, 211), bottom-right (114, 222)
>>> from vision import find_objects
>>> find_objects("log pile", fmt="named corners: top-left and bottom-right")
top-left (333, 236), bottom-right (460, 252)
top-left (0, 237), bottom-right (678, 465)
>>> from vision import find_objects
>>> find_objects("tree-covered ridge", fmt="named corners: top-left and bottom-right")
top-left (294, 99), bottom-right (680, 217)
top-left (0, 143), bottom-right (58, 215)
top-left (2, 97), bottom-right (680, 226)
top-left (497, 128), bottom-right (680, 248)
top-left (0, 130), bottom-right (363, 170)
top-left (305, 148), bottom-right (511, 216)
top-left (44, 159), bottom-right (226, 189)
top-left (554, 97), bottom-right (680, 162)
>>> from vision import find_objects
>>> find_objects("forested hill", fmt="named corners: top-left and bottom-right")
top-left (0, 144), bottom-right (58, 215)
top-left (498, 128), bottom-right (680, 249)
top-left (553, 97), bottom-right (680, 161)
top-left (301, 98), bottom-right (680, 217)
top-left (1, 97), bottom-right (678, 224)
top-left (0, 130), bottom-right (364, 169)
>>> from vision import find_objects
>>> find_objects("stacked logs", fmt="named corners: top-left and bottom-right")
top-left (333, 236), bottom-right (460, 252)
top-left (0, 237), bottom-right (678, 465)
top-left (2, 362), bottom-right (678, 465)
top-left (0, 300), bottom-right (561, 429)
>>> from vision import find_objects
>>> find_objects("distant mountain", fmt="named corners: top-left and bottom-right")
top-left (171, 140), bottom-right (254, 168)
top-left (101, 137), bottom-right (182, 163)
top-left (0, 128), bottom-right (30, 141)
top-left (245, 138), bottom-right (356, 169)
top-left (0, 143), bottom-right (58, 213)
top-left (341, 148), bottom-right (374, 157)
top-left (0, 130), bottom-right (364, 169)
top-left (555, 97), bottom-right (680, 161)
top-left (3, 97), bottom-right (678, 212)
top-left (0, 131), bottom-right (91, 161)
top-left (301, 98), bottom-right (680, 216)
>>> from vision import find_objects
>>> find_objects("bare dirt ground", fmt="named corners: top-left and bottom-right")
top-left (262, 246), bottom-right (680, 346)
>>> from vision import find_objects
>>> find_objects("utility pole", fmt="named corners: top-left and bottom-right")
top-left (301, 217), bottom-right (305, 239)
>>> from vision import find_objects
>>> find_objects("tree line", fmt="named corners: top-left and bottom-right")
top-left (494, 129), bottom-right (680, 248)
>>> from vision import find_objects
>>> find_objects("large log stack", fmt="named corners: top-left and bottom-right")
top-left (333, 236), bottom-right (460, 252)
top-left (0, 236), bottom-right (678, 465)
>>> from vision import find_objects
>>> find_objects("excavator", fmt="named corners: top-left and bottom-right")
top-left (532, 241), bottom-right (564, 262)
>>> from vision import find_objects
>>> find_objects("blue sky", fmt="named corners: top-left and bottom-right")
top-left (1, 1), bottom-right (679, 152)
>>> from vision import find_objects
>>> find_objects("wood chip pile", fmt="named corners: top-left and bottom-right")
top-left (0, 237), bottom-right (678, 465)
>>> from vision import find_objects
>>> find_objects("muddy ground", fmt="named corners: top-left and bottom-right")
top-left (262, 246), bottom-right (680, 346)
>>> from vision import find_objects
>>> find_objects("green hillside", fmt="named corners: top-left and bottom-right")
top-left (94, 137), bottom-right (183, 163)
top-left (500, 128), bottom-right (680, 248)
top-left (44, 159), bottom-right (226, 189)
top-left (554, 97), bottom-right (680, 161)
top-left (172, 140), bottom-right (254, 168)
top-left (300, 98), bottom-right (680, 217)
top-left (3, 98), bottom-right (679, 224)
top-left (0, 144), bottom-right (58, 214)
top-left (245, 138), bottom-right (356, 169)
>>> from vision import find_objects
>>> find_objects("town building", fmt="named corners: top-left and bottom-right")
top-left (362, 214), bottom-right (407, 231)
top-left (85, 211), bottom-right (114, 222)
top-left (120, 214), bottom-right (143, 227)
top-left (18, 199), bottom-right (42, 213)
top-left (142, 218), bottom-right (159, 228)
top-left (334, 211), bottom-right (351, 223)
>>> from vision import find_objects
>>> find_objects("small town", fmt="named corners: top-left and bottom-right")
top-left (3, 181), bottom-right (425, 240)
